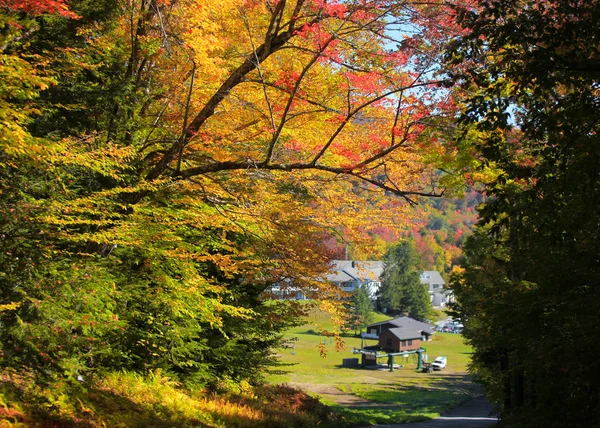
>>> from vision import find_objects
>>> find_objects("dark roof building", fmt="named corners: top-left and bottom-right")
top-left (366, 316), bottom-right (435, 340)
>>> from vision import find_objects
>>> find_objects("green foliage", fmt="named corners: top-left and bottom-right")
top-left (0, 169), bottom-right (305, 386)
top-left (377, 239), bottom-right (432, 321)
top-left (447, 1), bottom-right (600, 426)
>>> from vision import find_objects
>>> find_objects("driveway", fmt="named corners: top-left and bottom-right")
top-left (365, 396), bottom-right (498, 428)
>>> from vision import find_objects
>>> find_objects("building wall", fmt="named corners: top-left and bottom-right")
top-left (431, 291), bottom-right (450, 306)
top-left (362, 353), bottom-right (377, 366)
top-left (379, 330), bottom-right (421, 352)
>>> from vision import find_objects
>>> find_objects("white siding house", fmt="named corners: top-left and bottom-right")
top-left (419, 271), bottom-right (452, 307)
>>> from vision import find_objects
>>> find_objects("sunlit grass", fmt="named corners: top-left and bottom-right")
top-left (267, 307), bottom-right (476, 427)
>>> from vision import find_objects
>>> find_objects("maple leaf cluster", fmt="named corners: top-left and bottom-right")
top-left (0, 0), bottom-right (79, 17)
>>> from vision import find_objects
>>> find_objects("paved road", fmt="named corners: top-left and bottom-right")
top-left (366, 396), bottom-right (498, 428)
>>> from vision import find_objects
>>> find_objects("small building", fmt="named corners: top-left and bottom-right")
top-left (366, 316), bottom-right (435, 341)
top-left (361, 351), bottom-right (378, 367)
top-left (420, 271), bottom-right (452, 307)
top-left (379, 328), bottom-right (422, 352)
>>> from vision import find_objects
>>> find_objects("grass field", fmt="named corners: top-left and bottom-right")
top-left (267, 306), bottom-right (478, 426)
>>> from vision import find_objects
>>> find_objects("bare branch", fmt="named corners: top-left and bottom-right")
top-left (177, 159), bottom-right (442, 199)
top-left (241, 8), bottom-right (277, 132)
top-left (261, 40), bottom-right (333, 166)
top-left (310, 80), bottom-right (443, 165)
top-left (176, 62), bottom-right (196, 174)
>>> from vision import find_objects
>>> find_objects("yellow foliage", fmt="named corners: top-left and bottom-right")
top-left (0, 302), bottom-right (20, 312)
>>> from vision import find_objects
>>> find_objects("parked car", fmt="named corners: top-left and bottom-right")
top-left (432, 356), bottom-right (447, 370)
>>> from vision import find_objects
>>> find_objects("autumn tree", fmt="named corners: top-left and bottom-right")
top-left (1, 0), bottom-right (466, 387)
top-left (447, 1), bottom-right (600, 426)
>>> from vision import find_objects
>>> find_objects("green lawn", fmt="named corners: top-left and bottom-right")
top-left (267, 307), bottom-right (477, 426)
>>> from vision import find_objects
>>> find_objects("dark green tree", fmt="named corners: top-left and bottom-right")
top-left (347, 284), bottom-right (374, 335)
top-left (447, 1), bottom-right (600, 426)
top-left (378, 239), bottom-right (432, 322)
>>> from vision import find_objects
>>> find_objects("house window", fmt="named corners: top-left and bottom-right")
top-left (408, 340), bottom-right (412, 346)
top-left (401, 340), bottom-right (406, 347)
top-left (386, 338), bottom-right (392, 346)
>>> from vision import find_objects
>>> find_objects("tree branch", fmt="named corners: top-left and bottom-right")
top-left (145, 2), bottom-right (318, 181)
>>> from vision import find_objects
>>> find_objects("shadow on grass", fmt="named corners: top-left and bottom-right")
top-left (266, 358), bottom-right (300, 379)
top-left (332, 364), bottom-right (365, 370)
top-left (302, 330), bottom-right (362, 339)
top-left (325, 403), bottom-right (434, 427)
top-left (363, 373), bottom-right (480, 399)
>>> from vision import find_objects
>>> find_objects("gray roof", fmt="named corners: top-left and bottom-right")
top-left (326, 260), bottom-right (384, 283)
top-left (367, 316), bottom-right (435, 334)
top-left (383, 328), bottom-right (423, 340)
top-left (419, 270), bottom-right (445, 285)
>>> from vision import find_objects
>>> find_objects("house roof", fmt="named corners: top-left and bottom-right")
top-left (419, 270), bottom-right (445, 285)
top-left (382, 327), bottom-right (422, 340)
top-left (367, 316), bottom-right (435, 334)
top-left (326, 260), bottom-right (384, 283)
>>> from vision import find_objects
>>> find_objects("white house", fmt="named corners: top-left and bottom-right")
top-left (325, 260), bottom-right (384, 298)
top-left (269, 279), bottom-right (307, 300)
top-left (419, 270), bottom-right (452, 307)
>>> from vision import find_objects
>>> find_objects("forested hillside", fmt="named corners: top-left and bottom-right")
top-left (340, 190), bottom-right (482, 277)
top-left (411, 190), bottom-right (482, 276)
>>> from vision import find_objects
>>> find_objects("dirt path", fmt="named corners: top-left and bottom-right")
top-left (286, 382), bottom-right (372, 407)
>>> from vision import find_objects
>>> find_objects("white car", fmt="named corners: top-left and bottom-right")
top-left (432, 356), bottom-right (447, 370)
